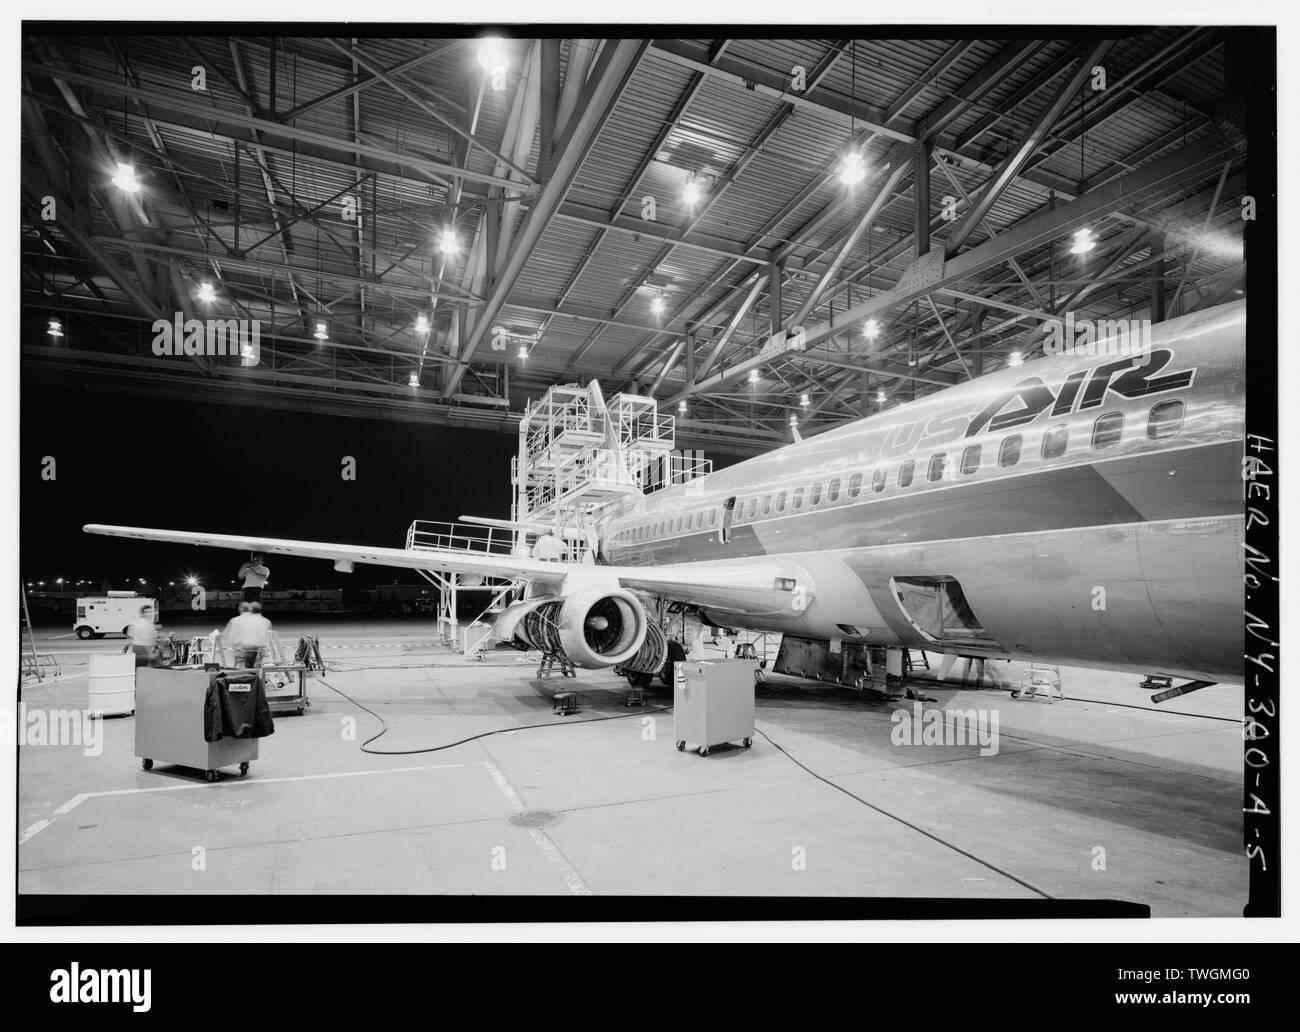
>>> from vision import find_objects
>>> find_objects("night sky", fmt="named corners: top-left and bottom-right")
top-left (21, 384), bottom-right (521, 592)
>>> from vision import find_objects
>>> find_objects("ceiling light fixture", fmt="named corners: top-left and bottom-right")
top-left (862, 318), bottom-right (880, 341)
top-left (196, 281), bottom-right (216, 303)
top-left (838, 150), bottom-right (867, 186)
top-left (748, 369), bottom-right (760, 385)
top-left (414, 314), bottom-right (430, 334)
top-left (409, 371), bottom-right (420, 388)
top-left (477, 36), bottom-right (509, 77)
top-left (876, 389), bottom-right (887, 404)
top-left (313, 320), bottom-right (329, 341)
top-left (651, 293), bottom-right (665, 316)
top-left (518, 342), bottom-right (528, 361)
top-left (799, 392), bottom-right (809, 408)
top-left (1069, 227), bottom-right (1096, 255)
top-left (682, 175), bottom-right (702, 206)
top-left (46, 317), bottom-right (63, 338)
top-left (1008, 350), bottom-right (1024, 367)
top-left (111, 162), bottom-right (141, 193)
top-left (438, 229), bottom-right (460, 256)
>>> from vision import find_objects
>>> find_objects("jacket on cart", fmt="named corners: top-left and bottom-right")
top-left (203, 672), bottom-right (275, 742)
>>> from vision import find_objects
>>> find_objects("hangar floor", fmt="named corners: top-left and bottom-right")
top-left (18, 619), bottom-right (1245, 915)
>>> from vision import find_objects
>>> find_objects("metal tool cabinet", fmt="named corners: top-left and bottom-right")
top-left (135, 668), bottom-right (258, 782)
top-left (673, 660), bottom-right (756, 756)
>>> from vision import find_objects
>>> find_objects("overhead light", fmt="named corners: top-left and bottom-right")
top-left (313, 320), bottom-right (329, 341)
top-left (438, 229), bottom-right (460, 256)
top-left (862, 318), bottom-right (880, 341)
top-left (111, 162), bottom-right (141, 193)
top-left (799, 392), bottom-right (810, 408)
top-left (682, 176), bottom-right (702, 206)
top-left (414, 314), bottom-right (430, 334)
top-left (650, 293), bottom-right (666, 316)
top-left (1008, 350), bottom-right (1024, 367)
top-left (876, 389), bottom-right (887, 404)
top-left (518, 342), bottom-right (528, 361)
top-left (477, 36), bottom-right (509, 77)
top-left (408, 371), bottom-right (420, 388)
top-left (789, 414), bottom-right (799, 428)
top-left (748, 369), bottom-right (760, 385)
top-left (1069, 227), bottom-right (1096, 255)
top-left (196, 281), bottom-right (216, 303)
top-left (837, 150), bottom-right (867, 186)
top-left (46, 317), bottom-right (63, 338)
top-left (677, 400), bottom-right (687, 415)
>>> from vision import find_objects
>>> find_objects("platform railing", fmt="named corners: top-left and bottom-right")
top-left (405, 520), bottom-right (522, 556)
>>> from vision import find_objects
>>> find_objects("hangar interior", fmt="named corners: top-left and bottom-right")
top-left (19, 29), bottom-right (1252, 913)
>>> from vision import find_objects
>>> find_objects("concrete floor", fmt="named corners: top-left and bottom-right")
top-left (18, 619), bottom-right (1246, 914)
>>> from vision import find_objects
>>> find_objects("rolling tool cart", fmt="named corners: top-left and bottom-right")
top-left (135, 668), bottom-right (269, 781)
top-left (673, 659), bottom-right (756, 756)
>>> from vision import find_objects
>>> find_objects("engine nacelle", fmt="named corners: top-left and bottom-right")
top-left (496, 588), bottom-right (649, 669)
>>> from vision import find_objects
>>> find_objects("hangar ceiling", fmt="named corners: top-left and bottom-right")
top-left (21, 30), bottom-right (1248, 454)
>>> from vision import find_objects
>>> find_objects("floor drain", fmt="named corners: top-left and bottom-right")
top-left (507, 809), bottom-right (561, 830)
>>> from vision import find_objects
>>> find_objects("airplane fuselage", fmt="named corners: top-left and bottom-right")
top-left (597, 302), bottom-right (1246, 683)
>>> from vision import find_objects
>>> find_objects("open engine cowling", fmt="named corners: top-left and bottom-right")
top-left (497, 588), bottom-right (649, 669)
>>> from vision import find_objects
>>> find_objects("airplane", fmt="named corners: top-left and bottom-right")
top-left (85, 299), bottom-right (1246, 692)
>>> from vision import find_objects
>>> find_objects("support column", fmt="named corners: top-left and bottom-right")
top-left (914, 134), bottom-right (932, 258)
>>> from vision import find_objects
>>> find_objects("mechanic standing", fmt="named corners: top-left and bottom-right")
top-left (238, 554), bottom-right (270, 605)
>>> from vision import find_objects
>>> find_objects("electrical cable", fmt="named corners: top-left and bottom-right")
top-left (315, 675), bottom-right (671, 756)
top-left (752, 723), bottom-right (1056, 900)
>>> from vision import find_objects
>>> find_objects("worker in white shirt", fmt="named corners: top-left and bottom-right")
top-left (531, 532), bottom-right (564, 562)
top-left (125, 603), bottom-right (158, 667)
top-left (225, 601), bottom-right (273, 669)
top-left (238, 554), bottom-right (270, 604)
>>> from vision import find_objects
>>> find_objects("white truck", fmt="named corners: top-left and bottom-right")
top-left (74, 592), bottom-right (159, 640)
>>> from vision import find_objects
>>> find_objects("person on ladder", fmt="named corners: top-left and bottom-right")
top-left (238, 554), bottom-right (270, 605)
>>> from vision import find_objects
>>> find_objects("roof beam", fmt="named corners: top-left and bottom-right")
top-left (440, 39), bottom-right (648, 398)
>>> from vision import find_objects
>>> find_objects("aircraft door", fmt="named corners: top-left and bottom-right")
top-left (720, 496), bottom-right (737, 544)
top-left (890, 575), bottom-right (1002, 650)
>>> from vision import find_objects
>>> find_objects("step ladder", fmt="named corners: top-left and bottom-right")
top-left (19, 583), bottom-right (59, 685)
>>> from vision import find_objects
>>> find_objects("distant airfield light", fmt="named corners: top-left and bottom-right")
top-left (196, 281), bottom-right (216, 303)
top-left (1069, 227), bottom-right (1096, 255)
top-left (862, 318), bottom-right (881, 341)
top-left (1008, 350), bottom-right (1024, 367)
top-left (185, 576), bottom-right (198, 587)
top-left (313, 320), bottom-right (329, 342)
top-left (837, 150), bottom-right (867, 186)
top-left (408, 371), bottom-right (420, 388)
top-left (46, 316), bottom-right (64, 338)
top-left (111, 162), bottom-right (141, 193)
top-left (477, 36), bottom-right (509, 77)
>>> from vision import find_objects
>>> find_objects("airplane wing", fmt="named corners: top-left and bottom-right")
top-left (83, 524), bottom-right (812, 617)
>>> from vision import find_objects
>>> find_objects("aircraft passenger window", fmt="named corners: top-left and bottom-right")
top-left (848, 472), bottom-right (863, 498)
top-left (999, 435), bottom-right (1021, 467)
top-left (1147, 400), bottom-right (1185, 440)
top-left (928, 454), bottom-right (948, 482)
top-left (761, 494), bottom-right (771, 516)
top-left (675, 517), bottom-right (684, 533)
top-left (776, 490), bottom-right (787, 512)
top-left (898, 460), bottom-right (915, 488)
top-left (810, 482), bottom-right (822, 506)
top-left (709, 510), bottom-right (717, 527)
top-left (828, 478), bottom-right (841, 502)
top-left (1042, 424), bottom-right (1069, 459)
top-left (1091, 411), bottom-right (1124, 450)
top-left (871, 467), bottom-right (886, 493)
top-left (793, 487), bottom-right (805, 510)
top-left (745, 498), bottom-right (757, 520)
top-left (960, 444), bottom-right (982, 475)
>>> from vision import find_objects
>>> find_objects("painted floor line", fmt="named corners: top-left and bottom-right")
top-left (481, 757), bottom-right (591, 896)
top-left (22, 762), bottom-right (469, 843)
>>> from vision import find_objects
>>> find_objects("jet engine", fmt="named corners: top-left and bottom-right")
top-left (495, 588), bottom-right (656, 670)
